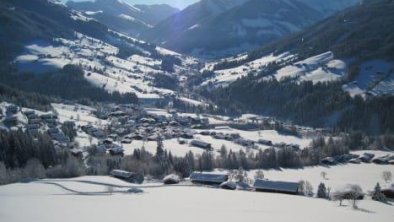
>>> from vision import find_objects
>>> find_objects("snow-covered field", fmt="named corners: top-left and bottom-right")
top-left (270, 51), bottom-right (347, 83)
top-left (1, 161), bottom-right (393, 222)
top-left (202, 52), bottom-right (295, 86)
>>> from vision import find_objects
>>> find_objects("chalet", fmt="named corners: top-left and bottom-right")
top-left (180, 131), bottom-right (193, 139)
top-left (235, 138), bottom-right (254, 147)
top-left (190, 140), bottom-right (212, 150)
top-left (190, 172), bottom-right (229, 185)
top-left (258, 139), bottom-right (273, 146)
top-left (40, 113), bottom-right (57, 121)
top-left (23, 110), bottom-right (36, 118)
top-left (121, 138), bottom-right (132, 144)
top-left (28, 128), bottom-right (39, 136)
top-left (92, 128), bottom-right (105, 138)
top-left (27, 124), bottom-right (40, 130)
top-left (110, 169), bottom-right (144, 184)
top-left (28, 118), bottom-right (41, 125)
top-left (321, 157), bottom-right (337, 165)
top-left (254, 179), bottom-right (299, 195)
top-left (6, 105), bottom-right (18, 115)
top-left (213, 133), bottom-right (225, 140)
top-left (70, 148), bottom-right (84, 159)
top-left (108, 134), bottom-right (118, 140)
top-left (359, 153), bottom-right (375, 162)
top-left (349, 158), bottom-right (361, 164)
top-left (3, 116), bottom-right (18, 126)
top-left (372, 156), bottom-right (389, 165)
top-left (200, 131), bottom-right (211, 136)
top-left (108, 145), bottom-right (124, 156)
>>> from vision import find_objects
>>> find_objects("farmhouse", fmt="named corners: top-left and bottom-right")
top-left (190, 172), bottom-right (229, 185)
top-left (254, 179), bottom-right (299, 195)
top-left (190, 140), bottom-right (212, 150)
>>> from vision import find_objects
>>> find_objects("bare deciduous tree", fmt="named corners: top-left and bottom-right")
top-left (299, 180), bottom-right (314, 197)
top-left (106, 186), bottom-right (114, 195)
top-left (382, 171), bottom-right (392, 184)
top-left (321, 171), bottom-right (328, 180)
top-left (254, 169), bottom-right (265, 180)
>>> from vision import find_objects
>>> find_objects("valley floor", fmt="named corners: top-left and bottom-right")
top-left (1, 162), bottom-right (393, 222)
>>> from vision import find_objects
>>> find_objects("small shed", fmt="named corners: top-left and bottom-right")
top-left (254, 179), bottom-right (299, 195)
top-left (220, 181), bottom-right (237, 190)
top-left (321, 157), bottom-right (337, 165)
top-left (190, 172), bottom-right (229, 185)
top-left (382, 186), bottom-right (394, 199)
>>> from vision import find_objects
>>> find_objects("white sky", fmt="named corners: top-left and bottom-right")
top-left (62, 0), bottom-right (199, 9)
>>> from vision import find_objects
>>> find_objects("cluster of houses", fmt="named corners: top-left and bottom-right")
top-left (82, 104), bottom-right (211, 155)
top-left (321, 152), bottom-right (394, 165)
top-left (0, 104), bottom-right (74, 148)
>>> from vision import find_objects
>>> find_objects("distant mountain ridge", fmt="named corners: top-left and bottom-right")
top-left (144, 0), bottom-right (359, 58)
top-left (66, 0), bottom-right (179, 36)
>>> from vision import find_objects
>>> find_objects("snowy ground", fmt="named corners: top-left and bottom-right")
top-left (1, 162), bottom-right (393, 222)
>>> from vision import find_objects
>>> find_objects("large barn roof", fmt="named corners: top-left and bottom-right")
top-left (254, 179), bottom-right (299, 194)
top-left (190, 172), bottom-right (229, 184)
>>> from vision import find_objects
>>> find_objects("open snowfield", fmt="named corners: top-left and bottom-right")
top-left (1, 161), bottom-right (394, 222)
top-left (342, 60), bottom-right (394, 97)
top-left (202, 52), bottom-right (295, 86)
top-left (272, 51), bottom-right (347, 83)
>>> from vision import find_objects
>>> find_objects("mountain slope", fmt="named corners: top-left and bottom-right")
top-left (0, 0), bottom-right (108, 64)
top-left (145, 0), bottom-right (359, 58)
top-left (200, 0), bottom-right (394, 133)
top-left (66, 0), bottom-right (179, 36)
top-left (143, 0), bottom-right (249, 46)
top-left (0, 0), bottom-right (200, 104)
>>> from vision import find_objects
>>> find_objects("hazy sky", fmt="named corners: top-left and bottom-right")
top-left (62, 0), bottom-right (200, 9)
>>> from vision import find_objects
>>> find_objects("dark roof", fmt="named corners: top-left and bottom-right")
top-left (190, 172), bottom-right (229, 184)
top-left (254, 179), bottom-right (299, 194)
top-left (190, 140), bottom-right (211, 149)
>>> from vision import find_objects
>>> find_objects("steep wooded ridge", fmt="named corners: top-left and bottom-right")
top-left (201, 0), bottom-right (394, 134)
top-left (143, 0), bottom-right (359, 58)
top-left (0, 0), bottom-right (108, 63)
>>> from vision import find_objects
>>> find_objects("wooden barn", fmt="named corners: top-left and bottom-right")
top-left (190, 172), bottom-right (229, 185)
top-left (254, 179), bottom-right (299, 195)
